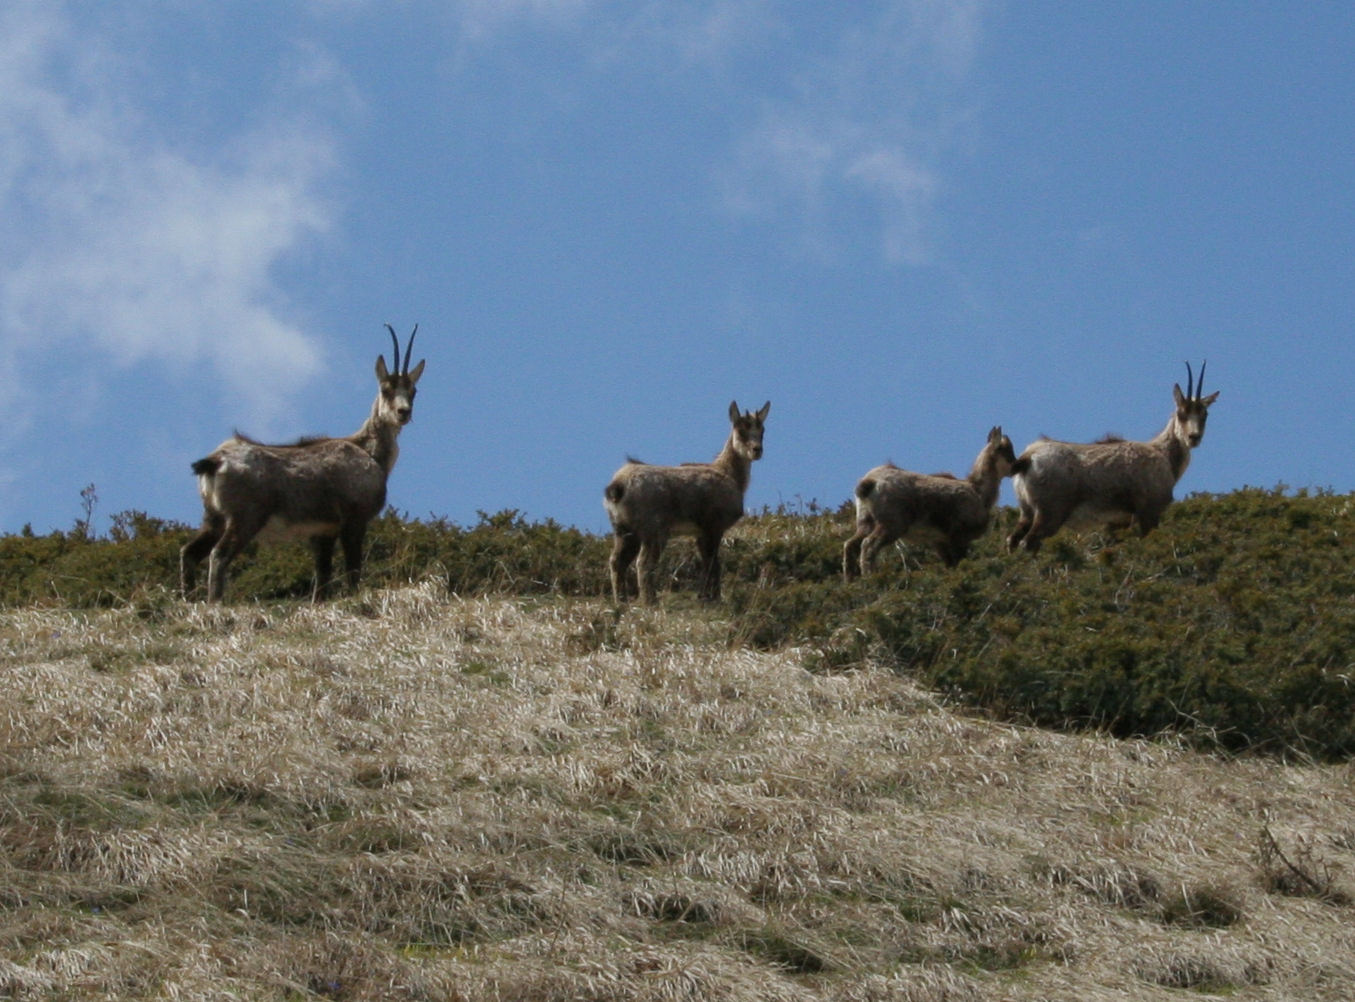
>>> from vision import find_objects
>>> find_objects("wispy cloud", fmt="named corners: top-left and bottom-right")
top-left (721, 0), bottom-right (987, 266)
top-left (449, 0), bottom-right (596, 43)
top-left (433, 0), bottom-right (987, 266)
top-left (0, 3), bottom-right (336, 434)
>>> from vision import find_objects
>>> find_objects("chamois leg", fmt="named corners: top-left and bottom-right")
top-left (1016, 508), bottom-right (1067, 554)
top-left (609, 532), bottom-right (641, 604)
top-left (1133, 505), bottom-right (1163, 538)
top-left (206, 517), bottom-right (261, 603)
top-left (939, 537), bottom-right (970, 568)
top-left (696, 529), bottom-right (723, 602)
top-left (340, 523), bottom-right (367, 593)
top-left (1007, 506), bottom-right (1033, 552)
top-left (635, 534), bottom-right (668, 606)
top-left (180, 517), bottom-right (223, 597)
top-left (857, 525), bottom-right (899, 577)
top-left (310, 535), bottom-right (337, 601)
top-left (842, 522), bottom-right (870, 582)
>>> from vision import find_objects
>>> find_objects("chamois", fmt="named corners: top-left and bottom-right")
top-left (180, 325), bottom-right (426, 602)
top-left (604, 400), bottom-right (770, 605)
top-left (843, 425), bottom-right (1016, 579)
top-left (1007, 362), bottom-right (1218, 554)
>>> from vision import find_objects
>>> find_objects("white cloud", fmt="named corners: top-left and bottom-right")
top-left (450, 0), bottom-right (595, 42)
top-left (846, 148), bottom-right (939, 266)
top-left (421, 0), bottom-right (983, 266)
top-left (732, 117), bottom-right (837, 208)
top-left (0, 2), bottom-right (336, 432)
top-left (721, 0), bottom-right (986, 266)
top-left (589, 0), bottom-right (773, 68)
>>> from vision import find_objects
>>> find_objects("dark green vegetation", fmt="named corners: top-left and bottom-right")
top-left (4, 488), bottom-right (1353, 758)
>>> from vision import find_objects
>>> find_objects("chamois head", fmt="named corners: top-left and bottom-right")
top-left (1171, 361), bottom-right (1219, 448)
top-left (377, 324), bottom-right (426, 426)
top-left (729, 400), bottom-right (771, 461)
top-left (986, 425), bottom-right (1017, 473)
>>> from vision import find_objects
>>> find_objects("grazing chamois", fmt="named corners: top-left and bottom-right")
top-left (181, 325), bottom-right (426, 602)
top-left (604, 400), bottom-right (771, 605)
top-left (843, 425), bottom-right (1016, 579)
top-left (1007, 362), bottom-right (1218, 554)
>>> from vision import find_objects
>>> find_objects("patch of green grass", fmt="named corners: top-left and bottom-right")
top-left (1161, 883), bottom-right (1245, 928)
top-left (733, 926), bottom-right (833, 974)
top-left (20, 784), bottom-right (158, 831)
top-left (459, 659), bottom-right (512, 687)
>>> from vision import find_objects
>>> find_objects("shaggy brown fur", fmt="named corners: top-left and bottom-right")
top-left (1008, 363), bottom-right (1218, 554)
top-left (181, 326), bottom-right (425, 602)
top-left (843, 425), bottom-right (1016, 577)
top-left (604, 401), bottom-right (770, 604)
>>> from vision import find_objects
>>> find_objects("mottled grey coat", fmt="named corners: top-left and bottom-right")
top-left (181, 332), bottom-right (424, 601)
top-left (843, 425), bottom-right (1015, 577)
top-left (605, 401), bottom-right (769, 604)
top-left (1008, 370), bottom-right (1218, 553)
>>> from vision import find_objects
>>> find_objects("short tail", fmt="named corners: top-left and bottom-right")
top-left (855, 478), bottom-right (876, 501)
top-left (603, 481), bottom-right (625, 505)
top-left (191, 456), bottom-right (220, 477)
top-left (1010, 456), bottom-right (1032, 476)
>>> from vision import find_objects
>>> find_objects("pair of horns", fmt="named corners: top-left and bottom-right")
top-left (1184, 360), bottom-right (1207, 401)
top-left (385, 323), bottom-right (419, 375)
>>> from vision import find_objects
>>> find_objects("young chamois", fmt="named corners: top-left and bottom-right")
top-left (604, 400), bottom-right (771, 605)
top-left (180, 325), bottom-right (426, 602)
top-left (843, 425), bottom-right (1016, 580)
top-left (1007, 362), bottom-right (1218, 554)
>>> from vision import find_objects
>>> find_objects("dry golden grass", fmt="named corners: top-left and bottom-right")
top-left (0, 582), bottom-right (1352, 1000)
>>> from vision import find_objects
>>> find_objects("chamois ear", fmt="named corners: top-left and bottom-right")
top-left (1172, 383), bottom-right (1186, 408)
top-left (729, 400), bottom-right (741, 422)
top-left (755, 401), bottom-right (771, 421)
top-left (376, 355), bottom-right (392, 381)
top-left (1199, 390), bottom-right (1219, 406)
top-left (407, 359), bottom-right (426, 385)
top-left (988, 425), bottom-right (1003, 443)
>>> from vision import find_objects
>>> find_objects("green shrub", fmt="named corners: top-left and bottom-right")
top-left (428, 510), bottom-right (609, 596)
top-left (830, 490), bottom-right (1355, 758)
top-left (0, 519), bottom-right (186, 608)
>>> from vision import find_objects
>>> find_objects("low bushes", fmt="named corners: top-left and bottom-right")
top-left (797, 490), bottom-right (1355, 758)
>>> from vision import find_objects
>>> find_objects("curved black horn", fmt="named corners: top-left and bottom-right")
top-left (385, 324), bottom-right (400, 371)
top-left (1195, 359), bottom-right (1206, 400)
top-left (403, 324), bottom-right (419, 375)
top-left (1184, 360), bottom-right (1195, 400)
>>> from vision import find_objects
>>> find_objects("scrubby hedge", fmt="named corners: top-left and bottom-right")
top-left (724, 490), bottom-right (1355, 759)
top-left (3, 489), bottom-right (1352, 758)
top-left (0, 508), bottom-right (612, 608)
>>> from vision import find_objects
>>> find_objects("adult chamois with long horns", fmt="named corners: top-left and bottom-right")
top-left (1007, 362), bottom-right (1218, 554)
top-left (604, 400), bottom-right (770, 605)
top-left (181, 325), bottom-right (426, 602)
top-left (843, 425), bottom-right (1016, 579)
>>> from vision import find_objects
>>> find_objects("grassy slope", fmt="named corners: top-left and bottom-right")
top-left (1, 585), bottom-right (1353, 1000)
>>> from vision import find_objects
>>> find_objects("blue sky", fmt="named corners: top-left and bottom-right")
top-left (2, 1), bottom-right (1352, 537)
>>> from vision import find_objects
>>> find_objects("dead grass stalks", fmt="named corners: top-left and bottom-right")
top-left (0, 588), bottom-right (1352, 999)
